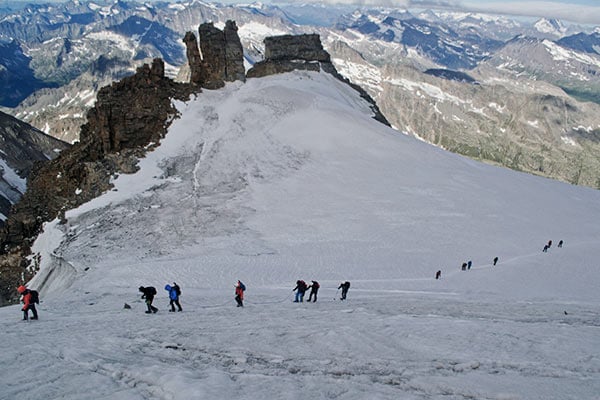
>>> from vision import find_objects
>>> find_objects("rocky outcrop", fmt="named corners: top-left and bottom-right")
top-left (0, 26), bottom-right (390, 306)
top-left (247, 34), bottom-right (389, 126)
top-left (183, 31), bottom-right (204, 86)
top-left (0, 111), bottom-right (69, 228)
top-left (0, 58), bottom-right (195, 305)
top-left (247, 34), bottom-right (329, 78)
top-left (184, 20), bottom-right (245, 89)
top-left (265, 34), bottom-right (331, 62)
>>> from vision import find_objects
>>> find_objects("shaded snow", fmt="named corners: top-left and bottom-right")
top-left (0, 159), bottom-right (26, 194)
top-left (1, 71), bottom-right (600, 400)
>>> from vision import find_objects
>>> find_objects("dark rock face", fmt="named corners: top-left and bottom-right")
top-left (223, 20), bottom-right (246, 83)
top-left (0, 58), bottom-right (194, 306)
top-left (183, 31), bottom-right (204, 86)
top-left (247, 34), bottom-right (329, 78)
top-left (184, 20), bottom-right (246, 89)
top-left (198, 22), bottom-right (228, 89)
top-left (0, 111), bottom-right (69, 228)
top-left (264, 34), bottom-right (331, 62)
top-left (247, 34), bottom-right (390, 127)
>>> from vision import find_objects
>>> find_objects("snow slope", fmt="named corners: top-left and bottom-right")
top-left (1, 71), bottom-right (600, 399)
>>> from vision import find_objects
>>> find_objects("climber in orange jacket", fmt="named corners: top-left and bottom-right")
top-left (18, 285), bottom-right (38, 321)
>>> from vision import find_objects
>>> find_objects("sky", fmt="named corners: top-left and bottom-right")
top-left (2, 0), bottom-right (600, 24)
top-left (259, 0), bottom-right (600, 24)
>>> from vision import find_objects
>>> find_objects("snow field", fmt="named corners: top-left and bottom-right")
top-left (2, 71), bottom-right (599, 399)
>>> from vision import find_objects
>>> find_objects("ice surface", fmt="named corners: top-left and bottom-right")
top-left (1, 71), bottom-right (599, 400)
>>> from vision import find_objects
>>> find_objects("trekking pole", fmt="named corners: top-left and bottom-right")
top-left (334, 288), bottom-right (340, 300)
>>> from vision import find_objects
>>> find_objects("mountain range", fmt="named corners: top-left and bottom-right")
top-left (1, 61), bottom-right (599, 400)
top-left (0, 1), bottom-right (599, 190)
top-left (0, 9), bottom-right (599, 397)
top-left (0, 110), bottom-right (68, 227)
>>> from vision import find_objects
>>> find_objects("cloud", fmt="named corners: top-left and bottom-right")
top-left (458, 1), bottom-right (600, 24)
top-left (273, 0), bottom-right (600, 24)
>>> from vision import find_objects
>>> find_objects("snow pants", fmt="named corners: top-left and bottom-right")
top-left (146, 298), bottom-right (158, 313)
top-left (23, 304), bottom-right (38, 320)
top-left (170, 299), bottom-right (182, 312)
top-left (235, 295), bottom-right (244, 307)
top-left (341, 288), bottom-right (348, 300)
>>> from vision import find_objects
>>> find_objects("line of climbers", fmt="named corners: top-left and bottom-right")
top-left (292, 280), bottom-right (350, 302)
top-left (436, 238), bottom-right (565, 279)
top-left (15, 278), bottom-right (353, 319)
top-left (136, 280), bottom-right (351, 315)
top-left (15, 239), bottom-right (565, 318)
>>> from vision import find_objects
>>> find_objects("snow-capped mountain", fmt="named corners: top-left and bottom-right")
top-left (534, 18), bottom-right (567, 38)
top-left (1, 69), bottom-right (600, 399)
top-left (333, 9), bottom-right (503, 70)
top-left (484, 35), bottom-right (600, 104)
top-left (1, 1), bottom-right (600, 188)
top-left (0, 0), bottom-right (303, 142)
top-left (557, 31), bottom-right (600, 56)
top-left (0, 111), bottom-right (68, 225)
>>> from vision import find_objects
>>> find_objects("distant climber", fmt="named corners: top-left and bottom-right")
top-left (307, 280), bottom-right (320, 302)
top-left (435, 270), bottom-right (441, 280)
top-left (543, 244), bottom-right (548, 253)
top-left (17, 285), bottom-right (38, 321)
top-left (235, 280), bottom-right (245, 307)
top-left (165, 283), bottom-right (182, 312)
top-left (493, 256), bottom-right (498, 266)
top-left (558, 240), bottom-right (563, 248)
top-left (293, 280), bottom-right (307, 302)
top-left (461, 262), bottom-right (467, 271)
top-left (467, 260), bottom-right (472, 270)
top-left (139, 286), bottom-right (158, 313)
top-left (547, 240), bottom-right (552, 248)
top-left (338, 281), bottom-right (351, 300)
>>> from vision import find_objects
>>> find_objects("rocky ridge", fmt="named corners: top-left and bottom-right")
top-left (0, 59), bottom-right (194, 305)
top-left (0, 25), bottom-right (386, 305)
top-left (247, 34), bottom-right (389, 126)
top-left (0, 111), bottom-right (69, 227)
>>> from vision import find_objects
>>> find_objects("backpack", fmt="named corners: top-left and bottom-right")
top-left (148, 287), bottom-right (157, 296)
top-left (312, 281), bottom-right (320, 289)
top-left (239, 281), bottom-right (246, 291)
top-left (173, 284), bottom-right (181, 297)
top-left (345, 281), bottom-right (350, 289)
top-left (29, 290), bottom-right (39, 304)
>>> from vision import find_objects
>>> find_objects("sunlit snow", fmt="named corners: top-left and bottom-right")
top-left (1, 71), bottom-right (599, 400)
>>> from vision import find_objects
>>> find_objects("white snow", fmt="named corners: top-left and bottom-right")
top-left (238, 22), bottom-right (287, 44)
top-left (534, 18), bottom-right (567, 37)
top-left (86, 31), bottom-right (135, 54)
top-left (0, 159), bottom-right (27, 195)
top-left (1, 71), bottom-right (600, 400)
top-left (561, 136), bottom-right (579, 146)
top-left (388, 78), bottom-right (466, 105)
top-left (543, 40), bottom-right (600, 69)
top-left (488, 102), bottom-right (505, 113)
top-left (332, 57), bottom-right (382, 94)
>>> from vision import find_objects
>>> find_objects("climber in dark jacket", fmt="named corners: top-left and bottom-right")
top-left (293, 280), bottom-right (307, 302)
top-left (338, 281), bottom-right (351, 300)
top-left (139, 286), bottom-right (158, 313)
top-left (307, 281), bottom-right (320, 302)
